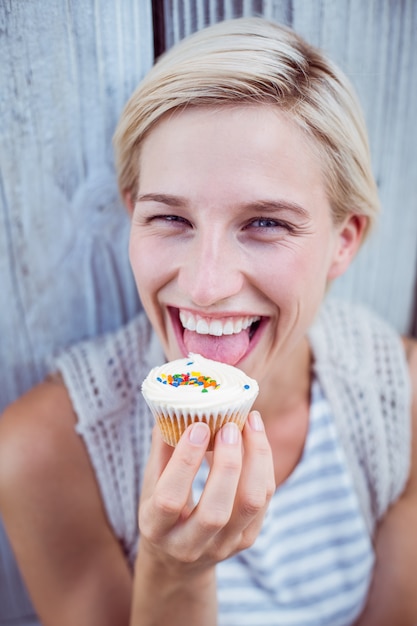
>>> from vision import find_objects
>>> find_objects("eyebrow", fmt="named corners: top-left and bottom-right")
top-left (137, 193), bottom-right (186, 207)
top-left (136, 193), bottom-right (310, 220)
top-left (240, 199), bottom-right (310, 220)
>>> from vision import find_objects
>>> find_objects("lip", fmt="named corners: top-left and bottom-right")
top-left (167, 306), bottom-right (268, 363)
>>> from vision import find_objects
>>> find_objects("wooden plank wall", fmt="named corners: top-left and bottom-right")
top-left (0, 1), bottom-right (416, 623)
top-left (0, 1), bottom-right (155, 414)
top-left (0, 2), bottom-right (153, 623)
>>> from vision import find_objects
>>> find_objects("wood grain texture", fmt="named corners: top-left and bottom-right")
top-left (0, 0), bottom-right (153, 411)
top-left (0, 1), bottom-right (153, 622)
top-left (162, 0), bottom-right (417, 336)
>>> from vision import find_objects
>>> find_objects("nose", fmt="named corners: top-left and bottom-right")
top-left (178, 229), bottom-right (245, 307)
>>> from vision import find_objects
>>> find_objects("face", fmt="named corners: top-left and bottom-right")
top-left (129, 105), bottom-right (358, 384)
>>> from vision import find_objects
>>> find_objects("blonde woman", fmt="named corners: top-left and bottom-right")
top-left (0, 17), bottom-right (416, 626)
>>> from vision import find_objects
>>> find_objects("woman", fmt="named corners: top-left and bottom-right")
top-left (0, 17), bottom-right (416, 626)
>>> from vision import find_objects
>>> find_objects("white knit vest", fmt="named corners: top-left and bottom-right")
top-left (53, 298), bottom-right (411, 564)
top-left (308, 299), bottom-right (411, 534)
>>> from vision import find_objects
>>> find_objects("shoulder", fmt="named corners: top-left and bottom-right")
top-left (0, 377), bottom-right (74, 478)
top-left (0, 374), bottom-right (116, 542)
top-left (0, 376), bottom-right (92, 504)
top-left (0, 378), bottom-right (132, 620)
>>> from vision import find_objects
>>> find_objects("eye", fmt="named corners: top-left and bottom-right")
top-left (244, 217), bottom-right (294, 232)
top-left (148, 214), bottom-right (193, 227)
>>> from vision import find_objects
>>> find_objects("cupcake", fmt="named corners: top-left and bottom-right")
top-left (141, 353), bottom-right (259, 450)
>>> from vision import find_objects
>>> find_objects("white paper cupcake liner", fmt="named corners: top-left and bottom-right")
top-left (147, 396), bottom-right (256, 449)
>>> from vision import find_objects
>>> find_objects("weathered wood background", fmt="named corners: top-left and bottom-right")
top-left (1, 1), bottom-right (416, 622)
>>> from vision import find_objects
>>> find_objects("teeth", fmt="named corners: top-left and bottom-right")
top-left (233, 319), bottom-right (243, 333)
top-left (195, 319), bottom-right (209, 334)
top-left (209, 319), bottom-right (223, 336)
top-left (179, 310), bottom-right (194, 331)
top-left (179, 311), bottom-right (260, 337)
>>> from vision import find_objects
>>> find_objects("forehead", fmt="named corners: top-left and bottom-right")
top-left (137, 105), bottom-right (329, 211)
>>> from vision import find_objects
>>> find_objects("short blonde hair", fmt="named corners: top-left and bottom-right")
top-left (113, 17), bottom-right (379, 238)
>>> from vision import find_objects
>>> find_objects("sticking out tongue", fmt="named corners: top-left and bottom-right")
top-left (183, 329), bottom-right (250, 365)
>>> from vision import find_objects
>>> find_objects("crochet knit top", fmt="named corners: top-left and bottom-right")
top-left (53, 298), bottom-right (411, 566)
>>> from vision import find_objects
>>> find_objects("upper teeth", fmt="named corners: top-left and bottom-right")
top-left (179, 311), bottom-right (260, 336)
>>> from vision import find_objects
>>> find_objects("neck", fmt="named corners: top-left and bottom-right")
top-left (253, 336), bottom-right (312, 425)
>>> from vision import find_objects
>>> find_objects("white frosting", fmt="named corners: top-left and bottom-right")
top-left (141, 353), bottom-right (258, 413)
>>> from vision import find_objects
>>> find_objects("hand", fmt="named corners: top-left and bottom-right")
top-left (138, 412), bottom-right (275, 574)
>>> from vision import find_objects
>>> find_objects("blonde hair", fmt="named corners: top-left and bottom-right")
top-left (113, 17), bottom-right (379, 238)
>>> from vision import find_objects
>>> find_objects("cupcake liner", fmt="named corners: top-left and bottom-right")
top-left (146, 396), bottom-right (256, 450)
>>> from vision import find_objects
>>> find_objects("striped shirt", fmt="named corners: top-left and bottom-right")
top-left (193, 379), bottom-right (375, 626)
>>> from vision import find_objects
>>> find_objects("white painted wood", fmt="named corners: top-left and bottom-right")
top-left (162, 0), bottom-right (417, 335)
top-left (0, 0), bottom-right (153, 411)
top-left (0, 1), bottom-right (153, 622)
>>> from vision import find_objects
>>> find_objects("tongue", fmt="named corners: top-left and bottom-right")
top-left (183, 329), bottom-right (250, 365)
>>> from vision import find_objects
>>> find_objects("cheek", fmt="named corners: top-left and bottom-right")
top-left (257, 248), bottom-right (310, 293)
top-left (129, 231), bottom-right (179, 306)
top-left (255, 241), bottom-right (331, 305)
top-left (129, 233), bottom-right (159, 296)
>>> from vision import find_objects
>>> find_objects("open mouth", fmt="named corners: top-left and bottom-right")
top-left (169, 308), bottom-right (265, 365)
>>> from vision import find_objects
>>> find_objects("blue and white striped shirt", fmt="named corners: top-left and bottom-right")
top-left (194, 379), bottom-right (375, 626)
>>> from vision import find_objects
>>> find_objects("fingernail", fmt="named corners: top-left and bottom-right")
top-left (189, 422), bottom-right (209, 445)
top-left (221, 422), bottom-right (239, 444)
top-left (248, 411), bottom-right (263, 432)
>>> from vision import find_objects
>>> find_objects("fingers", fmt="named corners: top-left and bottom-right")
top-left (205, 411), bottom-right (275, 556)
top-left (189, 422), bottom-right (243, 540)
top-left (139, 412), bottom-right (275, 566)
top-left (183, 412), bottom-right (274, 560)
top-left (239, 411), bottom-right (276, 522)
top-left (230, 411), bottom-right (276, 549)
top-left (139, 423), bottom-right (210, 540)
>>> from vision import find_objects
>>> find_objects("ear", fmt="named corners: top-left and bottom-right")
top-left (122, 189), bottom-right (135, 215)
top-left (327, 214), bottom-right (368, 280)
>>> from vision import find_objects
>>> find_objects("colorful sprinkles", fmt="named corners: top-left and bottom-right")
top-left (154, 359), bottom-right (254, 394)
top-left (156, 371), bottom-right (220, 393)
